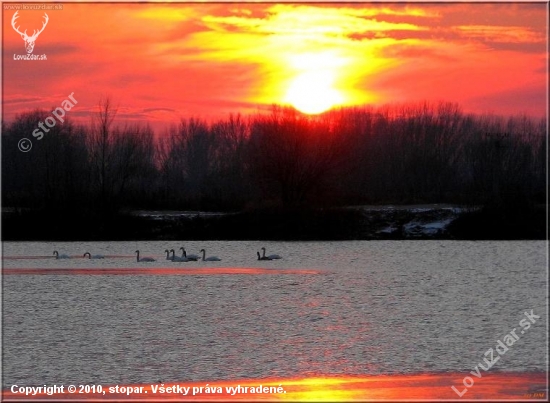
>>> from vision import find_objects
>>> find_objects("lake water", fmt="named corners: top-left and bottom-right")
top-left (2, 241), bottom-right (547, 392)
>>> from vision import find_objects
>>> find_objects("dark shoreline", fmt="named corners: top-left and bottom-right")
top-left (2, 204), bottom-right (545, 241)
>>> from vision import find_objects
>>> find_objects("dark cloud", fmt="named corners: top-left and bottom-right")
top-left (380, 44), bottom-right (457, 63)
top-left (3, 95), bottom-right (44, 105)
top-left (142, 107), bottom-right (176, 113)
top-left (476, 41), bottom-right (545, 54)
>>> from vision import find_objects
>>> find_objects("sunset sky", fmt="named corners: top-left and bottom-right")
top-left (2, 2), bottom-right (547, 131)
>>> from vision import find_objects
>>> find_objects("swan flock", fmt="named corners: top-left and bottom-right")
top-left (51, 247), bottom-right (282, 263)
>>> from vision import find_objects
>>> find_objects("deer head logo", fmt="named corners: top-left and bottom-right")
top-left (11, 11), bottom-right (49, 54)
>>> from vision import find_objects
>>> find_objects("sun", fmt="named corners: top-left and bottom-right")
top-left (284, 70), bottom-right (344, 115)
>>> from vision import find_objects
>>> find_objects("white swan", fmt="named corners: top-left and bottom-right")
top-left (257, 251), bottom-right (272, 261)
top-left (83, 252), bottom-right (105, 259)
top-left (180, 247), bottom-right (199, 261)
top-left (200, 249), bottom-right (221, 261)
top-left (135, 250), bottom-right (155, 262)
top-left (53, 251), bottom-right (70, 259)
top-left (261, 247), bottom-right (281, 260)
top-left (170, 249), bottom-right (188, 262)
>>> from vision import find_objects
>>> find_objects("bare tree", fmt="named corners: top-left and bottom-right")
top-left (88, 97), bottom-right (118, 213)
top-left (249, 106), bottom-right (348, 208)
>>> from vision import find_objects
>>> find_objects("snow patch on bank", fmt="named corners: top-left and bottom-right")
top-left (131, 210), bottom-right (232, 220)
top-left (403, 218), bottom-right (455, 236)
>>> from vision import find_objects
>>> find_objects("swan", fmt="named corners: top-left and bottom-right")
top-left (135, 250), bottom-right (155, 262)
top-left (200, 249), bottom-right (221, 262)
top-left (180, 247), bottom-right (199, 261)
top-left (170, 249), bottom-right (188, 262)
top-left (261, 247), bottom-right (281, 260)
top-left (164, 249), bottom-right (174, 260)
top-left (53, 251), bottom-right (70, 259)
top-left (83, 252), bottom-right (105, 259)
top-left (257, 251), bottom-right (272, 261)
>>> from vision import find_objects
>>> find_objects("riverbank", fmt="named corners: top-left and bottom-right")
top-left (2, 204), bottom-right (545, 241)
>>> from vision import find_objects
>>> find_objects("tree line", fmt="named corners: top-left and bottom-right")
top-left (2, 99), bottom-right (546, 219)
